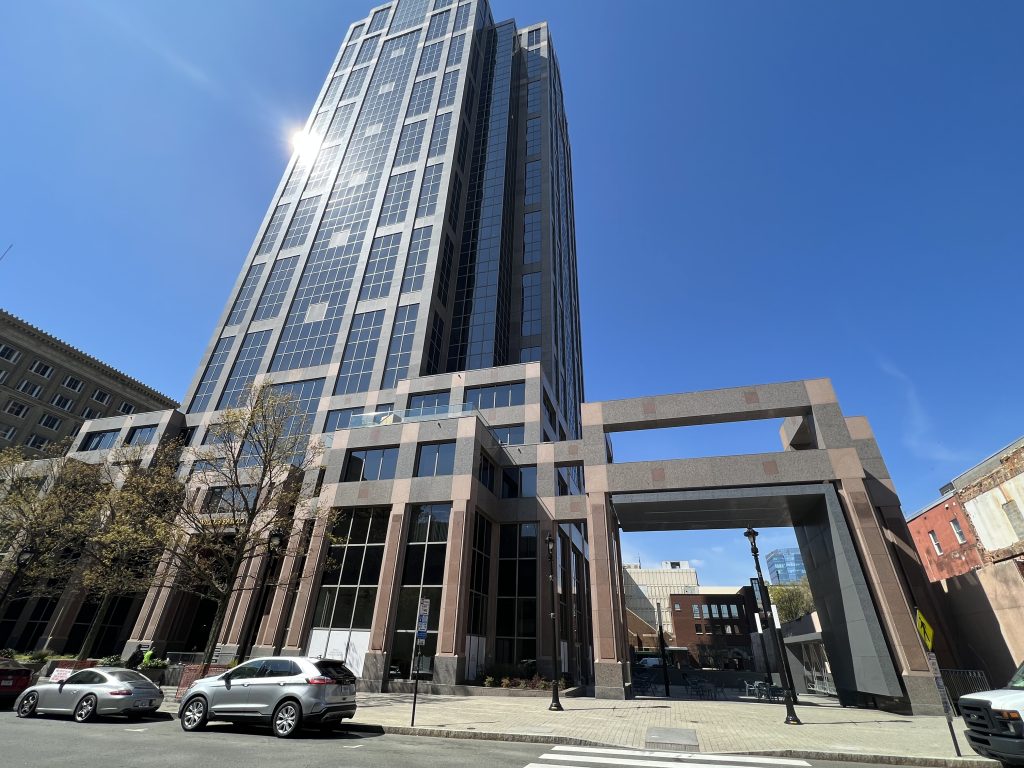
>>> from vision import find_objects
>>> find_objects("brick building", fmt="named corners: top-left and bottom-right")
top-left (907, 493), bottom-right (984, 581)
top-left (669, 587), bottom-right (758, 670)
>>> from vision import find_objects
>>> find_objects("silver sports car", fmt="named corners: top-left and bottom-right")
top-left (14, 666), bottom-right (164, 721)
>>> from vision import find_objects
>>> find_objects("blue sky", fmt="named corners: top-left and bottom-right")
top-left (1, 1), bottom-right (1022, 585)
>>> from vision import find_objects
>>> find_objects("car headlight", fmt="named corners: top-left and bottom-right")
top-left (995, 710), bottom-right (1022, 721)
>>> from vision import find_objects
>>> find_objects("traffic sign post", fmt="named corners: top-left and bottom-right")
top-left (917, 607), bottom-right (960, 757)
top-left (411, 598), bottom-right (430, 727)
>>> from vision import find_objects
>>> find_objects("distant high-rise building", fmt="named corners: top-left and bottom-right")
top-left (766, 547), bottom-right (806, 585)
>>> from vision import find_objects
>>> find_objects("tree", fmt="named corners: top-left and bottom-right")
top-left (767, 577), bottom-right (815, 624)
top-left (154, 383), bottom-right (327, 666)
top-left (0, 445), bottom-right (106, 627)
top-left (73, 444), bottom-right (183, 659)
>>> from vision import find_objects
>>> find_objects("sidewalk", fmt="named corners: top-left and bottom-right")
top-left (161, 688), bottom-right (990, 766)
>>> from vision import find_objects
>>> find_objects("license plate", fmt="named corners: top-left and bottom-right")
top-left (1, 680), bottom-right (12, 687)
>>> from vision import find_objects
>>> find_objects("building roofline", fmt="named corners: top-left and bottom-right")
top-left (907, 490), bottom-right (959, 522)
top-left (1, 308), bottom-right (178, 407)
top-left (949, 434), bottom-right (1024, 489)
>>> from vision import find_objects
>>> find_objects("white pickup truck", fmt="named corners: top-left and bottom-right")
top-left (959, 663), bottom-right (1024, 767)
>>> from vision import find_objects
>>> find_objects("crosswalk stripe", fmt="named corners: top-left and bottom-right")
top-left (538, 753), bottom-right (809, 768)
top-left (549, 746), bottom-right (810, 767)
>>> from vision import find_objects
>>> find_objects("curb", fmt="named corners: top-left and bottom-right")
top-left (738, 749), bottom-right (999, 768)
top-left (161, 705), bottom-right (993, 767)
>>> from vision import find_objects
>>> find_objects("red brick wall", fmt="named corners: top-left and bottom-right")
top-left (669, 588), bottom-right (757, 668)
top-left (908, 496), bottom-right (985, 581)
top-left (175, 664), bottom-right (230, 700)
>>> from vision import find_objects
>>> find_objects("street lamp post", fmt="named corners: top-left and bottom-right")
top-left (545, 533), bottom-right (564, 712)
top-left (744, 527), bottom-right (801, 725)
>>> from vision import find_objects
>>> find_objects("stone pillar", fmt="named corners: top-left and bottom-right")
top-left (433, 496), bottom-right (473, 685)
top-left (278, 512), bottom-right (334, 654)
top-left (586, 494), bottom-right (631, 699)
top-left (361, 503), bottom-right (407, 691)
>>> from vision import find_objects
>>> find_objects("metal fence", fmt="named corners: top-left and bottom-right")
top-left (940, 668), bottom-right (991, 714)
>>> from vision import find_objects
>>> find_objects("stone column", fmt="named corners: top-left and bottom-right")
top-left (433, 496), bottom-right (473, 685)
top-left (361, 502), bottom-right (407, 691)
top-left (586, 493), bottom-right (631, 699)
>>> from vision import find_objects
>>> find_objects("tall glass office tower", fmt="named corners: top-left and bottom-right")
top-left (45, 0), bottom-right (592, 688)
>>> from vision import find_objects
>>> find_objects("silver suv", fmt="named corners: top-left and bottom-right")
top-left (178, 657), bottom-right (357, 738)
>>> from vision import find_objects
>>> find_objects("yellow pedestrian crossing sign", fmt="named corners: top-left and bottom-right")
top-left (916, 609), bottom-right (934, 651)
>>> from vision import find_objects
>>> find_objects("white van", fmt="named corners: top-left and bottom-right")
top-left (959, 663), bottom-right (1024, 767)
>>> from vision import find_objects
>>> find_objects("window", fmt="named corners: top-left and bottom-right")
top-left (490, 424), bottom-right (525, 445)
top-left (81, 406), bottom-right (102, 420)
top-left (418, 42), bottom-right (443, 76)
top-left (187, 335), bottom-right (234, 413)
top-left (50, 394), bottom-right (74, 412)
top-left (416, 163), bottom-right (444, 217)
top-left (313, 507), bottom-right (389, 639)
top-left (321, 73), bottom-right (346, 108)
top-left (38, 413), bottom-right (62, 431)
top-left (80, 429), bottom-right (120, 451)
top-left (464, 382), bottom-right (525, 409)
top-left (467, 513), bottom-right (492, 635)
top-left (501, 466), bottom-right (537, 498)
top-left (692, 605), bottom-right (700, 619)
top-left (118, 401), bottom-right (135, 415)
top-left (325, 102), bottom-right (356, 145)
top-left (447, 174), bottom-right (462, 230)
top-left (0, 344), bottom-right (20, 363)
top-left (394, 120), bottom-right (427, 166)
top-left (407, 78), bottom-right (435, 117)
top-left (256, 203), bottom-right (291, 255)
top-left (378, 172), bottom-right (416, 227)
top-left (477, 454), bottom-right (495, 491)
top-left (527, 28), bottom-right (541, 46)
top-left (415, 441), bottom-right (456, 477)
top-left (341, 66), bottom-right (369, 100)
top-left (305, 144), bottom-right (342, 192)
top-left (425, 312), bottom-right (444, 375)
top-left (695, 623), bottom-right (703, 635)
top-left (949, 519), bottom-right (967, 545)
top-left (527, 81), bottom-right (541, 114)
top-left (92, 389), bottom-right (111, 405)
top-left (673, 602), bottom-right (681, 611)
top-left (281, 195), bottom-right (321, 249)
top-left (0, 370), bottom-right (7, 386)
top-left (382, 304), bottom-right (418, 389)
top-left (217, 330), bottom-right (272, 410)
top-left (520, 347), bottom-right (540, 363)
top-left (495, 522), bottom-right (537, 666)
top-left (0, 425), bottom-right (15, 442)
top-left (409, 391), bottom-right (449, 414)
top-left (701, 604), bottom-right (710, 619)
top-left (526, 117), bottom-right (541, 157)
top-left (730, 604), bottom-right (739, 618)
top-left (324, 407), bottom-right (364, 432)
top-left (252, 256), bottom-right (298, 321)
top-left (521, 272), bottom-right (541, 336)
top-left (391, 503), bottom-right (450, 677)
top-left (928, 530), bottom-right (943, 556)
top-left (17, 380), bottom-right (42, 398)
top-left (28, 360), bottom-right (54, 378)
top-left (446, 33), bottom-right (465, 67)
top-left (335, 310), bottom-right (386, 395)
top-left (367, 7), bottom-right (389, 33)
top-left (354, 34), bottom-right (380, 66)
top-left (438, 70), bottom-right (459, 108)
top-left (711, 604), bottom-right (720, 618)
top-left (428, 112), bottom-right (452, 159)
top-left (402, 226), bottom-right (432, 293)
top-left (426, 10), bottom-right (450, 41)
top-left (5, 400), bottom-right (28, 418)
top-left (25, 434), bottom-right (50, 451)
top-left (524, 211), bottom-right (541, 264)
top-left (453, 2), bottom-right (471, 30)
top-left (61, 375), bottom-right (84, 392)
top-left (556, 464), bottom-right (583, 496)
top-left (525, 160), bottom-right (541, 206)
top-left (126, 425), bottom-right (157, 446)
top-left (725, 624), bottom-right (733, 635)
top-left (344, 447), bottom-right (399, 481)
top-left (437, 235), bottom-right (454, 306)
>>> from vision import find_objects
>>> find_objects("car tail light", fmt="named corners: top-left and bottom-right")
top-left (305, 676), bottom-right (334, 685)
top-left (109, 689), bottom-right (133, 696)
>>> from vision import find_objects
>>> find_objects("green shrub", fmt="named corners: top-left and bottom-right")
top-left (483, 676), bottom-right (495, 687)
top-left (140, 658), bottom-right (169, 669)
top-left (99, 654), bottom-right (123, 666)
top-left (27, 648), bottom-right (53, 662)
top-left (499, 676), bottom-right (511, 688)
top-left (0, 648), bottom-right (17, 660)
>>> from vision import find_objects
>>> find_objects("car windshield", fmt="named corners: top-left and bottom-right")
top-left (107, 670), bottom-right (151, 683)
top-left (1008, 664), bottom-right (1024, 690)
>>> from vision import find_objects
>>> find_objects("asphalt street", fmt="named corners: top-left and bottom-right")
top-left (0, 709), bottom-right (930, 768)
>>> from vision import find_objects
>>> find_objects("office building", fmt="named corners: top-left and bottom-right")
top-left (766, 547), bottom-right (806, 585)
top-left (12, 1), bottom-right (946, 715)
top-left (0, 308), bottom-right (175, 458)
top-left (622, 560), bottom-right (699, 641)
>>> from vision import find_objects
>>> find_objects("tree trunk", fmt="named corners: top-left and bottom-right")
top-left (202, 594), bottom-right (231, 666)
top-left (77, 593), bottom-right (114, 661)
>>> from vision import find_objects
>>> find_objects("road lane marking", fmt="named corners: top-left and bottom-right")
top-left (550, 747), bottom-right (810, 767)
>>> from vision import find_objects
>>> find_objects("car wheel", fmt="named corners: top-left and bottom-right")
top-left (16, 692), bottom-right (38, 718)
top-left (180, 696), bottom-right (208, 732)
top-left (272, 700), bottom-right (301, 738)
top-left (74, 694), bottom-right (98, 723)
